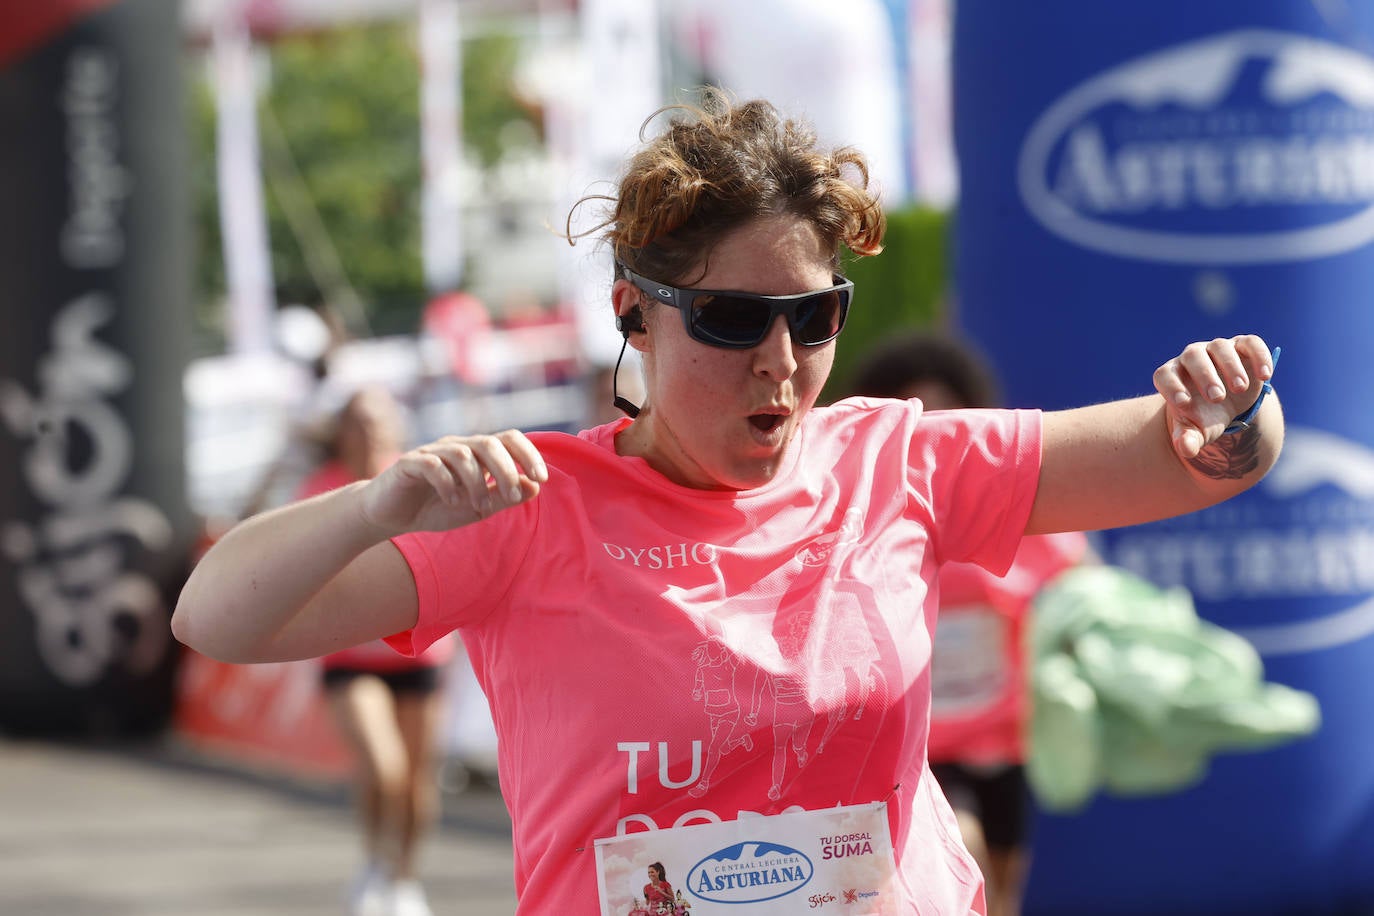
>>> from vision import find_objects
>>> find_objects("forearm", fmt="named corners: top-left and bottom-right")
top-left (171, 481), bottom-right (388, 662)
top-left (1029, 390), bottom-right (1283, 535)
top-left (174, 429), bottom-right (547, 663)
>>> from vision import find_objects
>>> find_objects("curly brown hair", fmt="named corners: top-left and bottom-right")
top-left (568, 88), bottom-right (885, 287)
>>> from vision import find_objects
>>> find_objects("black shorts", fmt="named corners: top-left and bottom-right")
top-left (322, 665), bottom-right (444, 695)
top-left (930, 762), bottom-right (1029, 851)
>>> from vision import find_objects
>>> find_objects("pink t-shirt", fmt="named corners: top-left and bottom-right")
top-left (926, 532), bottom-right (1087, 766)
top-left (298, 461), bottom-right (457, 673)
top-left (388, 399), bottom-right (1042, 914)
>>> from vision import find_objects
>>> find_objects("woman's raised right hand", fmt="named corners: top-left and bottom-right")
top-left (358, 430), bottom-right (549, 536)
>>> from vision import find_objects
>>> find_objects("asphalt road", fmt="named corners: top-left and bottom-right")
top-left (0, 736), bottom-right (518, 915)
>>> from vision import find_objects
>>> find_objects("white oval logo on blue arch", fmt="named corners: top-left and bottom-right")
top-left (1101, 426), bottom-right (1374, 658)
top-left (1018, 29), bottom-right (1374, 264)
top-left (686, 841), bottom-right (814, 904)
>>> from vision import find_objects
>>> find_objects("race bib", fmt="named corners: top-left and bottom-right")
top-left (595, 802), bottom-right (899, 915)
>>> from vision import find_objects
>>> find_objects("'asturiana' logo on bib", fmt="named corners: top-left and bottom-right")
top-left (687, 841), bottom-right (813, 904)
top-left (1019, 29), bottom-right (1374, 264)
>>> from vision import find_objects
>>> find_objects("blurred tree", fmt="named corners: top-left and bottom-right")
top-left (264, 24), bottom-right (423, 333)
top-left (827, 204), bottom-right (952, 402)
top-left (189, 19), bottom-right (542, 350)
top-left (462, 26), bottom-right (542, 168)
top-left (188, 73), bottom-right (225, 352)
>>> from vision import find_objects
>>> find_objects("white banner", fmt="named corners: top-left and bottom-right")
top-left (543, 0), bottom-right (662, 369)
top-left (212, 11), bottom-right (276, 355)
top-left (908, 0), bottom-right (957, 208)
top-left (418, 0), bottom-right (464, 293)
top-left (679, 0), bottom-right (908, 205)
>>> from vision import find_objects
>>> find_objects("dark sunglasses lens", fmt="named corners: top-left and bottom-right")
top-left (794, 290), bottom-right (846, 344)
top-left (691, 295), bottom-right (774, 346)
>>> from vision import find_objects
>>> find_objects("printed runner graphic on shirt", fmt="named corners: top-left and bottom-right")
top-left (679, 509), bottom-right (889, 803)
top-left (689, 636), bottom-right (756, 798)
top-left (610, 506), bottom-right (912, 850)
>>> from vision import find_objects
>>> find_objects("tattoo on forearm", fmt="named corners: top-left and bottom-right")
top-left (1188, 425), bottom-right (1262, 479)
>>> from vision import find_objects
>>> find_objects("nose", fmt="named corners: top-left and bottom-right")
top-left (751, 314), bottom-right (799, 381)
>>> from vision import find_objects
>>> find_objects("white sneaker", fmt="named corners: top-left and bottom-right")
top-left (347, 863), bottom-right (389, 916)
top-left (388, 879), bottom-right (435, 916)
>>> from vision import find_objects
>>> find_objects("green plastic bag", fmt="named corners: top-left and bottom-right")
top-left (1026, 566), bottom-right (1321, 813)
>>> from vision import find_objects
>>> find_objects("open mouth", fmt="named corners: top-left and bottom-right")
top-left (749, 413), bottom-right (784, 433)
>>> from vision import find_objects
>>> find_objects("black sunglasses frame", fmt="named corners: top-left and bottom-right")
top-left (619, 265), bottom-right (854, 350)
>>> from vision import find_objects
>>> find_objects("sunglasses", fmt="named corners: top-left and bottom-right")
top-left (620, 265), bottom-right (854, 350)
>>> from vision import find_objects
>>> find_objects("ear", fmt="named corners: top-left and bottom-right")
top-left (612, 279), bottom-right (651, 352)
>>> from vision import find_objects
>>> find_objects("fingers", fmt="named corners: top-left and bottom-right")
top-left (409, 430), bottom-right (548, 518)
top-left (1155, 336), bottom-right (1274, 404)
top-left (1153, 334), bottom-right (1276, 459)
top-left (1170, 421), bottom-right (1206, 459)
top-left (470, 430), bottom-right (549, 507)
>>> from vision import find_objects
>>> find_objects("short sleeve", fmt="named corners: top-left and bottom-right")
top-left (914, 407), bottom-right (1043, 575)
top-left (384, 498), bottom-right (538, 656)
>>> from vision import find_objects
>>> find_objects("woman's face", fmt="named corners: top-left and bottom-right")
top-left (616, 215), bottom-right (836, 491)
